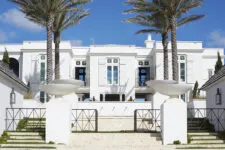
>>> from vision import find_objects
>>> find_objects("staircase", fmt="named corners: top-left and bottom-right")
top-left (0, 118), bottom-right (56, 149)
top-left (176, 118), bottom-right (225, 149)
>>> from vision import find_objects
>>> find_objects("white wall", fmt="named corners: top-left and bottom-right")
top-left (76, 102), bottom-right (152, 116)
top-left (0, 74), bottom-right (25, 134)
top-left (205, 79), bottom-right (225, 131)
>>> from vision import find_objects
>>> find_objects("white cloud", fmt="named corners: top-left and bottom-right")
top-left (208, 30), bottom-right (225, 47)
top-left (0, 30), bottom-right (16, 42)
top-left (0, 9), bottom-right (43, 32)
top-left (70, 40), bottom-right (83, 46)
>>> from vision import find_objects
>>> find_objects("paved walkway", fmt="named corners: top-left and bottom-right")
top-left (57, 133), bottom-right (175, 150)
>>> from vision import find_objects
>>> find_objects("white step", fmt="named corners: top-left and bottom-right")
top-left (190, 140), bottom-right (224, 144)
top-left (188, 132), bottom-right (218, 136)
top-left (176, 144), bottom-right (225, 149)
top-left (9, 135), bottom-right (43, 140)
top-left (191, 136), bottom-right (219, 140)
top-left (7, 139), bottom-right (45, 144)
top-left (0, 143), bottom-right (55, 148)
top-left (8, 132), bottom-right (44, 136)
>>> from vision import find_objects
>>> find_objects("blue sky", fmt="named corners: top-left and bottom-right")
top-left (0, 0), bottom-right (225, 50)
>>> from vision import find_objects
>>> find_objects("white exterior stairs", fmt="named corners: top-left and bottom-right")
top-left (176, 118), bottom-right (225, 149)
top-left (0, 118), bottom-right (56, 149)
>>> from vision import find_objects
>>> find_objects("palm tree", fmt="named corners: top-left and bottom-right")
top-left (156, 0), bottom-right (204, 81)
top-left (54, 6), bottom-right (89, 79)
top-left (125, 0), bottom-right (170, 80)
top-left (125, 0), bottom-right (204, 81)
top-left (10, 0), bottom-right (82, 83)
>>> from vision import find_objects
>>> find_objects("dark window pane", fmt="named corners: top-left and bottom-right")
top-left (113, 59), bottom-right (118, 63)
top-left (107, 66), bottom-right (112, 84)
top-left (40, 62), bottom-right (45, 81)
top-left (144, 61), bottom-right (149, 65)
top-left (76, 61), bottom-right (80, 65)
top-left (139, 61), bottom-right (143, 65)
top-left (107, 59), bottom-right (112, 63)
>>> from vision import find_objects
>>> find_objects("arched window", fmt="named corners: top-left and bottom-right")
top-left (9, 58), bottom-right (19, 77)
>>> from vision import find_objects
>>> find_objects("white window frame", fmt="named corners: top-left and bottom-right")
top-left (178, 55), bottom-right (186, 83)
top-left (107, 58), bottom-right (119, 85)
top-left (40, 55), bottom-right (46, 82)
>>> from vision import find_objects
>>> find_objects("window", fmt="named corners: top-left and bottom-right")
top-left (107, 66), bottom-right (112, 84)
top-left (40, 91), bottom-right (45, 103)
top-left (180, 94), bottom-right (186, 102)
top-left (122, 94), bottom-right (125, 101)
top-left (216, 88), bottom-right (222, 105)
top-left (180, 63), bottom-right (185, 82)
top-left (100, 94), bottom-right (103, 102)
top-left (75, 67), bottom-right (86, 82)
top-left (139, 67), bottom-right (150, 86)
top-left (113, 59), bottom-right (118, 63)
top-left (179, 55), bottom-right (186, 82)
top-left (113, 66), bottom-right (118, 84)
top-left (139, 61), bottom-right (143, 65)
top-left (76, 61), bottom-right (80, 65)
top-left (82, 61), bottom-right (86, 66)
top-left (41, 55), bottom-right (45, 60)
top-left (40, 62), bottom-right (45, 81)
top-left (107, 58), bottom-right (119, 85)
top-left (144, 61), bottom-right (149, 65)
top-left (107, 59), bottom-right (112, 63)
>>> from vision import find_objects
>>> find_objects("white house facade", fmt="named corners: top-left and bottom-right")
top-left (0, 62), bottom-right (27, 134)
top-left (0, 35), bottom-right (224, 105)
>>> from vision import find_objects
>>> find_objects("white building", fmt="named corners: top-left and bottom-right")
top-left (0, 62), bottom-right (27, 134)
top-left (201, 66), bottom-right (225, 109)
top-left (0, 35), bottom-right (224, 105)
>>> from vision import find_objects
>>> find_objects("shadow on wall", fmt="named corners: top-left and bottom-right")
top-left (24, 58), bottom-right (41, 100)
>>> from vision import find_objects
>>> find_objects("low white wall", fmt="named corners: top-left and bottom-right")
top-left (0, 75), bottom-right (25, 134)
top-left (75, 102), bottom-right (152, 116)
top-left (187, 100), bottom-right (206, 109)
top-left (187, 100), bottom-right (206, 118)
top-left (23, 99), bottom-right (46, 108)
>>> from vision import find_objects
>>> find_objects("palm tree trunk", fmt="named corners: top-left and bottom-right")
top-left (170, 16), bottom-right (179, 82)
top-left (46, 14), bottom-right (54, 102)
top-left (162, 32), bottom-right (169, 80)
top-left (46, 14), bottom-right (54, 84)
top-left (54, 31), bottom-right (60, 80)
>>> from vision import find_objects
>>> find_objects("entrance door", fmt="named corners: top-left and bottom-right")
top-left (105, 94), bottom-right (120, 101)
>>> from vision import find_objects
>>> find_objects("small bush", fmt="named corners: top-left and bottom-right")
top-left (173, 140), bottom-right (181, 145)
top-left (187, 135), bottom-right (191, 144)
top-left (0, 131), bottom-right (9, 144)
top-left (218, 131), bottom-right (225, 140)
top-left (49, 141), bottom-right (55, 144)
top-left (16, 119), bottom-right (28, 130)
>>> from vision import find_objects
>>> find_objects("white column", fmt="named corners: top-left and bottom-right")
top-left (161, 98), bottom-right (187, 145)
top-left (46, 98), bottom-right (71, 144)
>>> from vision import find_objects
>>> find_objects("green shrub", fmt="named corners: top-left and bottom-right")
top-left (173, 140), bottom-right (181, 145)
top-left (0, 131), bottom-right (9, 144)
top-left (49, 141), bottom-right (55, 144)
top-left (218, 131), bottom-right (225, 140)
top-left (16, 119), bottom-right (28, 130)
top-left (187, 135), bottom-right (191, 144)
top-left (2, 49), bottom-right (9, 67)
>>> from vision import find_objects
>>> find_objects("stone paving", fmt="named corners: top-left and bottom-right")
top-left (56, 133), bottom-right (175, 150)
